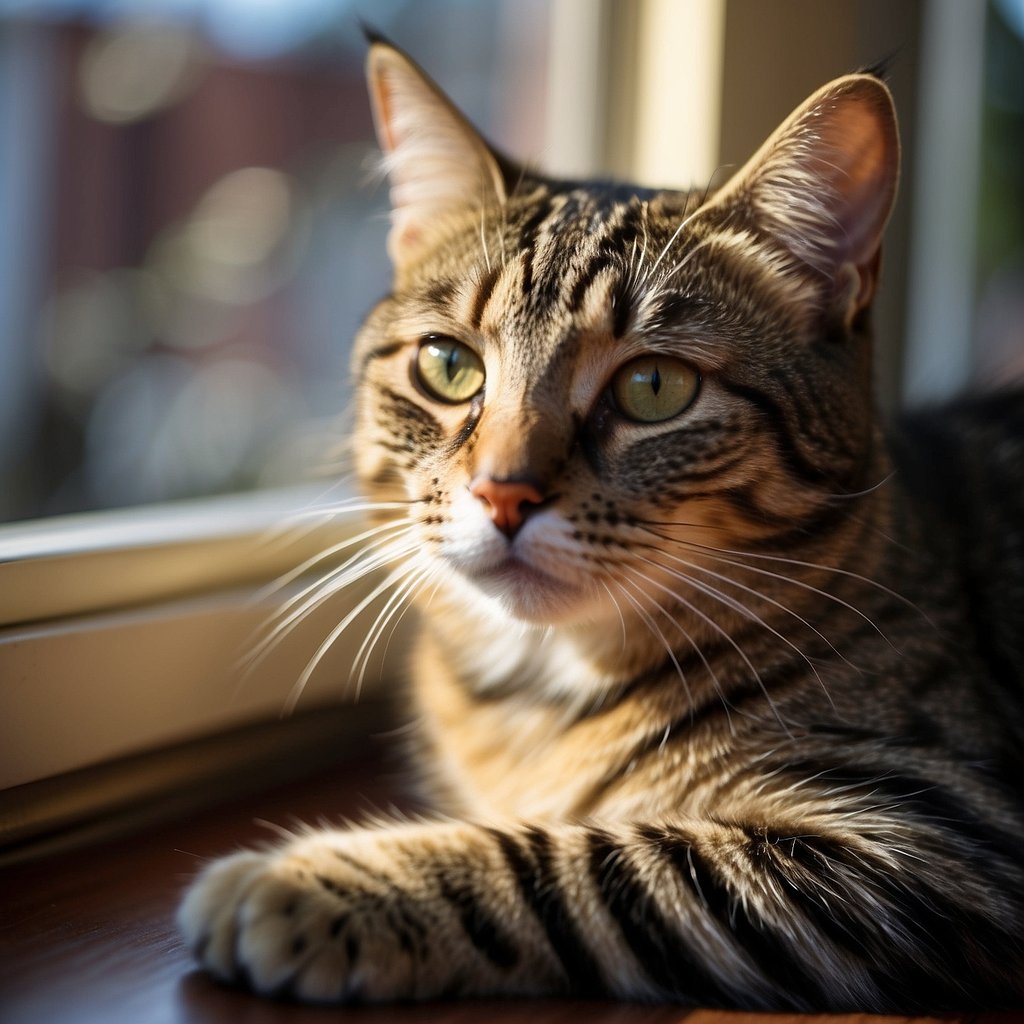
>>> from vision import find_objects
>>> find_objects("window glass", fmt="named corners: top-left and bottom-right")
top-left (977, 0), bottom-right (1024, 385)
top-left (0, 0), bottom-right (549, 522)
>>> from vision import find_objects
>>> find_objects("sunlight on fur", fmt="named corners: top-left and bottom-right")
top-left (178, 36), bottom-right (1024, 1012)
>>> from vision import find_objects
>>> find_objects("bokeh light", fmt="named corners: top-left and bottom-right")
top-left (79, 22), bottom-right (202, 124)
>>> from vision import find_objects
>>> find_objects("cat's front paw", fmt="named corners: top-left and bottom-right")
top-left (178, 849), bottom-right (275, 985)
top-left (178, 832), bottom-right (443, 1003)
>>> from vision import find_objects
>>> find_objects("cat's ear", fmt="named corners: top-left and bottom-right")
top-left (707, 74), bottom-right (899, 321)
top-left (366, 40), bottom-right (507, 267)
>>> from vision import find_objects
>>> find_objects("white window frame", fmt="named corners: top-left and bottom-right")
top-left (0, 485), bottom-right (406, 793)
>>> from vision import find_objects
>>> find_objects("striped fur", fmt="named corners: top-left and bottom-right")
top-left (178, 42), bottom-right (1024, 1009)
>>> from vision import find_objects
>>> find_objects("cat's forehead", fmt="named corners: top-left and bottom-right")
top-left (397, 180), bottom-right (801, 377)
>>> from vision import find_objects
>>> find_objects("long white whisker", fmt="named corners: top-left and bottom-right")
top-left (268, 526), bottom-right (417, 622)
top-left (479, 206), bottom-right (492, 273)
top-left (363, 565), bottom-right (441, 693)
top-left (350, 561), bottom-right (435, 698)
top-left (635, 550), bottom-right (836, 710)
top-left (257, 517), bottom-right (413, 603)
top-left (637, 520), bottom-right (921, 642)
top-left (256, 489), bottom-right (403, 548)
top-left (627, 199), bottom-right (650, 292)
top-left (622, 562), bottom-right (791, 737)
top-left (283, 562), bottom-right (420, 716)
top-left (246, 533), bottom-right (420, 672)
top-left (679, 541), bottom-right (904, 647)
top-left (650, 543), bottom-right (852, 668)
top-left (615, 566), bottom-right (733, 732)
top-left (610, 576), bottom-right (694, 712)
top-left (657, 519), bottom-right (926, 614)
top-left (644, 205), bottom-right (705, 283)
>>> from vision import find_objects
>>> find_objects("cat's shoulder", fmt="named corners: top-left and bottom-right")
top-left (887, 385), bottom-right (1024, 511)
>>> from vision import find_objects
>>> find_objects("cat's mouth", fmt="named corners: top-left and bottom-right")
top-left (467, 554), bottom-right (582, 620)
top-left (477, 554), bottom-right (564, 587)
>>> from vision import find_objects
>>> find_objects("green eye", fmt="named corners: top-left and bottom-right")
top-left (611, 355), bottom-right (699, 423)
top-left (415, 337), bottom-right (485, 403)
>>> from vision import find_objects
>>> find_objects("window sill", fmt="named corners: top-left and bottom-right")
top-left (0, 486), bottom-right (409, 820)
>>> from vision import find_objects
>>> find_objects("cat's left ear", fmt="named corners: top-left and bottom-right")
top-left (366, 40), bottom-right (507, 268)
top-left (705, 74), bottom-right (899, 322)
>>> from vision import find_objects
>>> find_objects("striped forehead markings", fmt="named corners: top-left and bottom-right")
top-left (516, 195), bottom-right (556, 296)
top-left (468, 265), bottom-right (501, 331)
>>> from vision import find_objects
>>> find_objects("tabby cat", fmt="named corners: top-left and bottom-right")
top-left (178, 39), bottom-right (1024, 1010)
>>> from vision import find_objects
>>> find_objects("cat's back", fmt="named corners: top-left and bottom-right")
top-left (888, 388), bottom-right (1024, 722)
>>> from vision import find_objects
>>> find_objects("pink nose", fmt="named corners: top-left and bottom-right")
top-left (469, 477), bottom-right (544, 538)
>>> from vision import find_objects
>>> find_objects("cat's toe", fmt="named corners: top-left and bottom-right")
top-left (177, 850), bottom-right (271, 982)
top-left (180, 848), bottom-right (372, 1001)
top-left (231, 860), bottom-right (347, 999)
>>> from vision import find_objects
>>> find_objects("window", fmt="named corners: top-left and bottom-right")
top-left (0, 0), bottom-right (550, 522)
top-left (0, 0), bottom-right (552, 844)
top-left (2, 0), bottom-right (1018, 853)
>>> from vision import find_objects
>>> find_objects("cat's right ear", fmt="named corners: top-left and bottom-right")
top-left (366, 40), bottom-right (507, 268)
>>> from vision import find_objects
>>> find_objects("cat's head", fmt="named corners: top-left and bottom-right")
top-left (352, 40), bottom-right (899, 631)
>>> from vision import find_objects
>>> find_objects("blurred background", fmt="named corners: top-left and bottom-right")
top-left (0, 0), bottom-right (1021, 524)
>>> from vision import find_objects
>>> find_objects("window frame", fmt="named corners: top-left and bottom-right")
top-left (0, 484), bottom-right (410, 794)
top-left (0, 0), bottom-right (989, 848)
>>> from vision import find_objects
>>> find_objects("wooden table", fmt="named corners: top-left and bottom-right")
top-left (1, 734), bottom-right (1020, 1024)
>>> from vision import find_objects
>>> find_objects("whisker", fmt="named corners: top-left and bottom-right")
top-left (678, 541), bottom-right (912, 647)
top-left (350, 560), bottom-right (436, 698)
top-left (479, 205), bottom-right (492, 273)
top-left (283, 560), bottom-right (422, 716)
top-left (627, 199), bottom-right (650, 292)
top-left (256, 517), bottom-right (412, 604)
top-left (823, 470), bottom-right (897, 502)
top-left (634, 550), bottom-right (838, 710)
top-left (621, 562), bottom-right (791, 736)
top-left (253, 478), bottom-right (378, 543)
top-left (650, 543), bottom-right (851, 668)
top-left (245, 532), bottom-right (420, 673)
top-left (636, 518), bottom-right (926, 637)
top-left (615, 566), bottom-right (733, 734)
top-left (609, 576), bottom-right (695, 713)
top-left (643, 203), bottom-right (704, 284)
top-left (253, 498), bottom-right (410, 562)
top-left (658, 236), bottom-right (731, 294)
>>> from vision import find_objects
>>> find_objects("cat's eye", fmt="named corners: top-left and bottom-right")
top-left (415, 337), bottom-right (485, 404)
top-left (611, 355), bottom-right (700, 423)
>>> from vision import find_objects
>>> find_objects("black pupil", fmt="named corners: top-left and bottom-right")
top-left (650, 365), bottom-right (661, 396)
top-left (445, 345), bottom-right (459, 382)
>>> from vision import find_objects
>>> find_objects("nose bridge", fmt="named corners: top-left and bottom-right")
top-left (469, 395), bottom-right (563, 486)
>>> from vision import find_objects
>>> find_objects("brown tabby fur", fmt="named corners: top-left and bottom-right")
top-left (178, 39), bottom-right (1024, 1011)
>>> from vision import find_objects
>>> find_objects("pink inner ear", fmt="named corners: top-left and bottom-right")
top-left (370, 75), bottom-right (399, 156)
top-left (818, 89), bottom-right (900, 269)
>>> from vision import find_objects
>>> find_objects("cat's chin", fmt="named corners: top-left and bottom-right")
top-left (461, 556), bottom-right (593, 624)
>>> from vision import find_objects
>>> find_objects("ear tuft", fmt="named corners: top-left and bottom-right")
top-left (366, 41), bottom-right (506, 268)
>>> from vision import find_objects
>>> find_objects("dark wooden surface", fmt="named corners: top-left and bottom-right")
top-left (1, 737), bottom-right (1020, 1024)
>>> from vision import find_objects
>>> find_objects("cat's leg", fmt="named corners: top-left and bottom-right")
top-left (178, 817), bottom-right (1022, 1008)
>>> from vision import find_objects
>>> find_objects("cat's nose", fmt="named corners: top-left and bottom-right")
top-left (469, 476), bottom-right (544, 538)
